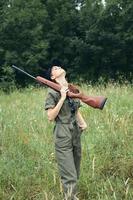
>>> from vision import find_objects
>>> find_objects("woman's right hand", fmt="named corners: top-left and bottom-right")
top-left (60, 86), bottom-right (68, 101)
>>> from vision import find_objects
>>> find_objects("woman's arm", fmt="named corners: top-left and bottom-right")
top-left (77, 110), bottom-right (87, 131)
top-left (47, 97), bottom-right (65, 121)
top-left (47, 86), bottom-right (67, 121)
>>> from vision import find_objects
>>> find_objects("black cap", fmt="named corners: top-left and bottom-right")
top-left (44, 67), bottom-right (52, 81)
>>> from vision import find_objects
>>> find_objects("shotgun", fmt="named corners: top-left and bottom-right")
top-left (12, 65), bottom-right (107, 110)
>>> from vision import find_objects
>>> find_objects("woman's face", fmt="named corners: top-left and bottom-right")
top-left (51, 66), bottom-right (66, 80)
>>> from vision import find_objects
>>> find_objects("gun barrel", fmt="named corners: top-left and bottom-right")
top-left (12, 65), bottom-right (36, 80)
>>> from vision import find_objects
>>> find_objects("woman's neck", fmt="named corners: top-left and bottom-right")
top-left (55, 76), bottom-right (68, 87)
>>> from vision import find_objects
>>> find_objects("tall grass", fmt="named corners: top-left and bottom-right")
top-left (0, 84), bottom-right (133, 200)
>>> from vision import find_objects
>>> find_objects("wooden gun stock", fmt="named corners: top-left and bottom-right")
top-left (36, 76), bottom-right (107, 110)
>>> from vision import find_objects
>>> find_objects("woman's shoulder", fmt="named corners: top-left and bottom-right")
top-left (48, 88), bottom-right (60, 97)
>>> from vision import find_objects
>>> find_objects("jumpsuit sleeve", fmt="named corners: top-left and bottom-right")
top-left (44, 91), bottom-right (57, 110)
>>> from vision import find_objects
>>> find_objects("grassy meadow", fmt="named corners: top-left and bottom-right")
top-left (0, 83), bottom-right (133, 200)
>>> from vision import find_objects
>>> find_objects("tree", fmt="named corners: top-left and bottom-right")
top-left (0, 0), bottom-right (48, 88)
top-left (41, 0), bottom-right (81, 77)
top-left (78, 0), bottom-right (133, 81)
top-left (0, 0), bottom-right (81, 88)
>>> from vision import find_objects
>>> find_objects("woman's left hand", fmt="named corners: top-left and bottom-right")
top-left (79, 124), bottom-right (87, 131)
top-left (77, 110), bottom-right (87, 132)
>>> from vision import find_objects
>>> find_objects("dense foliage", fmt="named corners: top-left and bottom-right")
top-left (0, 0), bottom-right (133, 90)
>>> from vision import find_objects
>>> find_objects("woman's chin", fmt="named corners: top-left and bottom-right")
top-left (59, 70), bottom-right (66, 77)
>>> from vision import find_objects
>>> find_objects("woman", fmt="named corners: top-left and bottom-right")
top-left (44, 65), bottom-right (87, 200)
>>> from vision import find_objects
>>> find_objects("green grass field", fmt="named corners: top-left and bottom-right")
top-left (0, 84), bottom-right (133, 200)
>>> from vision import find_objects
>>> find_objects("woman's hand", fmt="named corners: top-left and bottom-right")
top-left (60, 86), bottom-right (69, 101)
top-left (79, 123), bottom-right (87, 131)
top-left (77, 110), bottom-right (87, 132)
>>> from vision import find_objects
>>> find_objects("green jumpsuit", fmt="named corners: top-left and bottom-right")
top-left (45, 88), bottom-right (82, 199)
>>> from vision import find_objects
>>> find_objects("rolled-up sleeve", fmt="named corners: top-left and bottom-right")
top-left (45, 91), bottom-right (56, 110)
